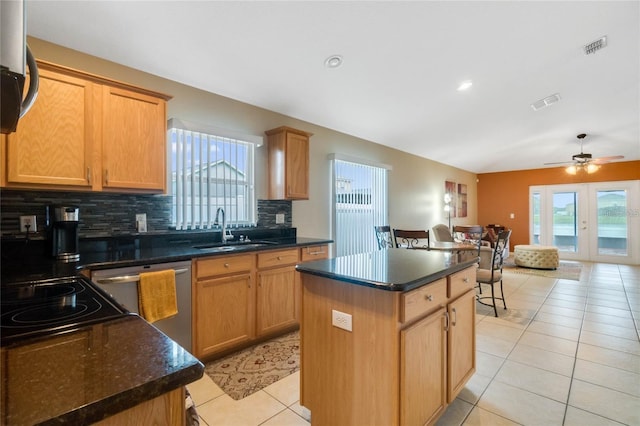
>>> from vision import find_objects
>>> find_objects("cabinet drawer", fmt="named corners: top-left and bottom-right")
top-left (300, 245), bottom-right (329, 261)
top-left (448, 266), bottom-right (476, 299)
top-left (257, 249), bottom-right (299, 269)
top-left (196, 254), bottom-right (254, 278)
top-left (401, 278), bottom-right (447, 323)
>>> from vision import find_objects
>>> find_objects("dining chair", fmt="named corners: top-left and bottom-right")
top-left (476, 229), bottom-right (512, 317)
top-left (431, 223), bottom-right (454, 242)
top-left (393, 229), bottom-right (430, 249)
top-left (374, 225), bottom-right (394, 250)
top-left (452, 225), bottom-right (485, 260)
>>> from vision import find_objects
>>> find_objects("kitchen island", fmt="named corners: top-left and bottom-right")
top-left (296, 249), bottom-right (478, 426)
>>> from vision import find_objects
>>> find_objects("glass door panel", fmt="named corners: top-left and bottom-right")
top-left (596, 190), bottom-right (627, 256)
top-left (532, 192), bottom-right (541, 244)
top-left (552, 192), bottom-right (578, 253)
top-left (530, 181), bottom-right (638, 264)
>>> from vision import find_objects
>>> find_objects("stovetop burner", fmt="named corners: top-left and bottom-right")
top-left (1, 276), bottom-right (128, 346)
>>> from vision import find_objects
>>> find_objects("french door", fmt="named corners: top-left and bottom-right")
top-left (530, 181), bottom-right (639, 264)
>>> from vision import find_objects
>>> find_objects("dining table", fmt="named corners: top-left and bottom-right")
top-left (429, 241), bottom-right (479, 252)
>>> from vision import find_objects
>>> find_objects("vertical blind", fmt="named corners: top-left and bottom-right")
top-left (169, 119), bottom-right (259, 230)
top-left (332, 156), bottom-right (389, 256)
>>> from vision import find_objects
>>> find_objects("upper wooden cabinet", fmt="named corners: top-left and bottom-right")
top-left (3, 66), bottom-right (95, 189)
top-left (101, 86), bottom-right (167, 191)
top-left (265, 126), bottom-right (312, 200)
top-left (1, 60), bottom-right (171, 193)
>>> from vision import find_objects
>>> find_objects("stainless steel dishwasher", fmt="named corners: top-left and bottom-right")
top-left (91, 260), bottom-right (192, 352)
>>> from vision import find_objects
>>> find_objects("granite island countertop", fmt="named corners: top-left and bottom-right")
top-left (0, 314), bottom-right (203, 425)
top-left (296, 248), bottom-right (478, 291)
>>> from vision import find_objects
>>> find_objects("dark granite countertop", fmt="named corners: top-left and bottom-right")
top-left (296, 248), bottom-right (477, 292)
top-left (0, 314), bottom-right (204, 425)
top-left (0, 228), bottom-right (331, 424)
top-left (1, 229), bottom-right (332, 283)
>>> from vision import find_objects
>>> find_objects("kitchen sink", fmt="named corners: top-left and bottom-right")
top-left (193, 240), bottom-right (279, 252)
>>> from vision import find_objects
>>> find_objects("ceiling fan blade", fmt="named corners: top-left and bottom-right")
top-left (591, 155), bottom-right (624, 164)
top-left (543, 161), bottom-right (574, 165)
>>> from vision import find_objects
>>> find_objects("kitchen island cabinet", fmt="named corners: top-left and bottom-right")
top-left (1, 60), bottom-right (171, 193)
top-left (297, 249), bottom-right (477, 426)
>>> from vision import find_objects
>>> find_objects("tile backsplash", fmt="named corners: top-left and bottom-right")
top-left (0, 189), bottom-right (292, 237)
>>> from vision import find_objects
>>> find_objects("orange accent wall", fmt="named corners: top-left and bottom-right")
top-left (477, 160), bottom-right (640, 249)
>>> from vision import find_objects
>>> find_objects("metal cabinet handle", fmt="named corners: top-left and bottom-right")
top-left (94, 268), bottom-right (189, 284)
top-left (104, 169), bottom-right (109, 185)
top-left (463, 277), bottom-right (469, 283)
top-left (87, 167), bottom-right (91, 185)
top-left (425, 294), bottom-right (433, 301)
top-left (444, 311), bottom-right (450, 332)
top-left (224, 263), bottom-right (230, 268)
top-left (306, 247), bottom-right (326, 255)
top-left (277, 256), bottom-right (282, 261)
top-left (452, 307), bottom-right (457, 326)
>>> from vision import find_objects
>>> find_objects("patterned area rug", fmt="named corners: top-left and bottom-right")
top-left (503, 257), bottom-right (582, 281)
top-left (204, 330), bottom-right (300, 400)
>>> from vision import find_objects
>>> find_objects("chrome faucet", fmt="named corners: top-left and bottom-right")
top-left (215, 207), bottom-right (231, 243)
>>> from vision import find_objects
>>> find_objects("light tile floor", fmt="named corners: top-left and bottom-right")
top-left (188, 261), bottom-right (640, 425)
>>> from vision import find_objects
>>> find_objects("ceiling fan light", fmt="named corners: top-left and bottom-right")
top-left (586, 163), bottom-right (600, 173)
top-left (565, 165), bottom-right (577, 175)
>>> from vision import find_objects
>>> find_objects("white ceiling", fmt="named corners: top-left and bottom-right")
top-left (26, 1), bottom-right (640, 174)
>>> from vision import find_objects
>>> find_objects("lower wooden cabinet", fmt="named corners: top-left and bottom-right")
top-left (194, 272), bottom-right (254, 358)
top-left (193, 254), bottom-right (255, 359)
top-left (400, 308), bottom-right (447, 426)
top-left (193, 245), bottom-right (330, 359)
top-left (256, 265), bottom-right (297, 336)
top-left (447, 288), bottom-right (476, 402)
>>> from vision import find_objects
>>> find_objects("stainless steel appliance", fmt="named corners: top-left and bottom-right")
top-left (0, 276), bottom-right (128, 346)
top-left (92, 261), bottom-right (192, 351)
top-left (1, 0), bottom-right (39, 134)
top-left (47, 205), bottom-right (80, 263)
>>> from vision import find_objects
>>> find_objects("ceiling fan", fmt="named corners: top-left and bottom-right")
top-left (544, 133), bottom-right (624, 174)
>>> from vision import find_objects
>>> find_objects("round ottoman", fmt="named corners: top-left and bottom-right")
top-left (514, 245), bottom-right (559, 270)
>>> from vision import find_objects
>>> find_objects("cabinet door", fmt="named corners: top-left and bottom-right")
top-left (5, 67), bottom-right (94, 188)
top-left (400, 308), bottom-right (447, 426)
top-left (256, 266), bottom-right (297, 336)
top-left (194, 273), bottom-right (254, 358)
top-left (101, 86), bottom-right (166, 191)
top-left (285, 132), bottom-right (309, 199)
top-left (447, 289), bottom-right (476, 402)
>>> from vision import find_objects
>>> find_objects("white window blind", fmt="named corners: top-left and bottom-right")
top-left (331, 155), bottom-right (390, 256)
top-left (169, 119), bottom-right (260, 230)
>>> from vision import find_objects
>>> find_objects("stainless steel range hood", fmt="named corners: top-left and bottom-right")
top-left (1, 0), bottom-right (39, 134)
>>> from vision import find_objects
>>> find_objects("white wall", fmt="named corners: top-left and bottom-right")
top-left (28, 37), bottom-right (477, 240)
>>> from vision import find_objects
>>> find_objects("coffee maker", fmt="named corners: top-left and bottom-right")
top-left (46, 205), bottom-right (80, 262)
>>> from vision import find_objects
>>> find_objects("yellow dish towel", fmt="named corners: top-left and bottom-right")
top-left (138, 270), bottom-right (178, 323)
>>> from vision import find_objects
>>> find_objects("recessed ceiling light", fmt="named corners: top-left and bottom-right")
top-left (325, 55), bottom-right (343, 68)
top-left (457, 80), bottom-right (473, 91)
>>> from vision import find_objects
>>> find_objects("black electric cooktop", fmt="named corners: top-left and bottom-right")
top-left (1, 276), bottom-right (128, 346)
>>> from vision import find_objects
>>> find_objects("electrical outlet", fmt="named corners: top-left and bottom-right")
top-left (135, 213), bottom-right (147, 232)
top-left (19, 215), bottom-right (37, 232)
top-left (275, 213), bottom-right (285, 224)
top-left (332, 309), bottom-right (353, 332)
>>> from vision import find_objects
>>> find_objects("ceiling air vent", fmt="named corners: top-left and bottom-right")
top-left (531, 93), bottom-right (561, 111)
top-left (584, 36), bottom-right (607, 55)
